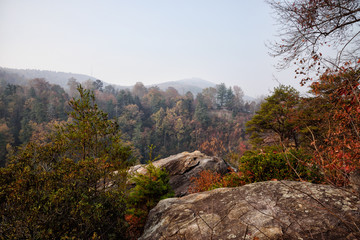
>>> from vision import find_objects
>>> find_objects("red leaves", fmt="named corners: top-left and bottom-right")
top-left (188, 170), bottom-right (223, 193)
top-left (188, 169), bottom-right (245, 194)
top-left (125, 214), bottom-right (144, 240)
top-left (308, 67), bottom-right (360, 185)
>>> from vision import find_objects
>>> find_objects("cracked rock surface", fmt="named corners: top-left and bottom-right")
top-left (130, 151), bottom-right (230, 197)
top-left (139, 181), bottom-right (360, 240)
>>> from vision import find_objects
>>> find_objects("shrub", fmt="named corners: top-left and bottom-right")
top-left (238, 148), bottom-right (323, 184)
top-left (189, 148), bottom-right (323, 194)
top-left (189, 168), bottom-right (245, 193)
top-left (126, 162), bottom-right (174, 239)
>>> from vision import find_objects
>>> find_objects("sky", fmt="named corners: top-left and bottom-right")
top-left (0, 0), bottom-right (305, 97)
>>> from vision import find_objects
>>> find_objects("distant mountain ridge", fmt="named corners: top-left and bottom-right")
top-left (0, 67), bottom-right (255, 100)
top-left (0, 67), bottom-right (217, 96)
top-left (0, 67), bottom-right (96, 89)
top-left (148, 78), bottom-right (216, 95)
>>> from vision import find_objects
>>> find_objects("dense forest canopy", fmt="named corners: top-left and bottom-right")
top-left (0, 73), bottom-right (258, 167)
top-left (0, 76), bottom-right (257, 238)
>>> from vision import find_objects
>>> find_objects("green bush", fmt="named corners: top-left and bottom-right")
top-left (127, 163), bottom-right (174, 211)
top-left (126, 162), bottom-right (174, 239)
top-left (238, 148), bottom-right (323, 183)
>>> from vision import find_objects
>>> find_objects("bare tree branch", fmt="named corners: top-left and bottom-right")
top-left (267, 0), bottom-right (360, 82)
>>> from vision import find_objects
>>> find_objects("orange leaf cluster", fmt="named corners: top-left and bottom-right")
top-left (310, 67), bottom-right (360, 185)
top-left (188, 169), bottom-right (245, 194)
top-left (125, 214), bottom-right (144, 240)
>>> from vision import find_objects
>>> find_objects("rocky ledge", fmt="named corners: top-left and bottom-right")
top-left (130, 151), bottom-right (230, 197)
top-left (140, 180), bottom-right (360, 240)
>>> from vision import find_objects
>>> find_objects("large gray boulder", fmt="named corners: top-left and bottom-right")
top-left (140, 181), bottom-right (360, 240)
top-left (130, 151), bottom-right (230, 197)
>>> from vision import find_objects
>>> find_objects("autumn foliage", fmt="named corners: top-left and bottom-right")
top-left (244, 66), bottom-right (360, 186)
top-left (125, 214), bottom-right (143, 240)
top-left (188, 169), bottom-right (245, 193)
top-left (263, 0), bottom-right (360, 187)
top-left (189, 147), bottom-right (324, 194)
top-left (307, 67), bottom-right (360, 185)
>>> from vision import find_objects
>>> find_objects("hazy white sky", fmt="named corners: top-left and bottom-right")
top-left (0, 0), bottom-right (304, 97)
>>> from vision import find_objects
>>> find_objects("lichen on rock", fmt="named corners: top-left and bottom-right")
top-left (140, 181), bottom-right (360, 240)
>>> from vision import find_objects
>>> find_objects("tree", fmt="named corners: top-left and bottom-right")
top-left (27, 79), bottom-right (66, 124)
top-left (267, 0), bottom-right (360, 83)
top-left (0, 120), bottom-right (13, 166)
top-left (104, 84), bottom-right (116, 95)
top-left (3, 84), bottom-right (25, 146)
top-left (118, 104), bottom-right (143, 140)
top-left (202, 87), bottom-right (217, 109)
top-left (142, 88), bottom-right (165, 114)
top-left (0, 85), bottom-right (132, 239)
top-left (302, 67), bottom-right (360, 185)
top-left (233, 85), bottom-right (244, 112)
top-left (67, 77), bottom-right (80, 98)
top-left (184, 91), bottom-right (195, 113)
top-left (225, 86), bottom-right (235, 110)
top-left (268, 0), bottom-right (360, 186)
top-left (132, 82), bottom-right (148, 99)
top-left (117, 89), bottom-right (135, 111)
top-left (93, 79), bottom-right (103, 91)
top-left (58, 85), bottom-right (132, 163)
top-left (126, 155), bottom-right (173, 239)
top-left (83, 79), bottom-right (96, 90)
top-left (246, 85), bottom-right (300, 148)
top-left (49, 84), bottom-right (68, 120)
top-left (216, 83), bottom-right (227, 108)
top-left (151, 108), bottom-right (166, 152)
top-left (164, 87), bottom-right (180, 108)
top-left (194, 93), bottom-right (210, 126)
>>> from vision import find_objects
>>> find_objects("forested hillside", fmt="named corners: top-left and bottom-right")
top-left (0, 76), bottom-right (257, 166)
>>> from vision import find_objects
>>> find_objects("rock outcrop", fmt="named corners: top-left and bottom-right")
top-left (130, 151), bottom-right (230, 197)
top-left (140, 181), bottom-right (360, 240)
